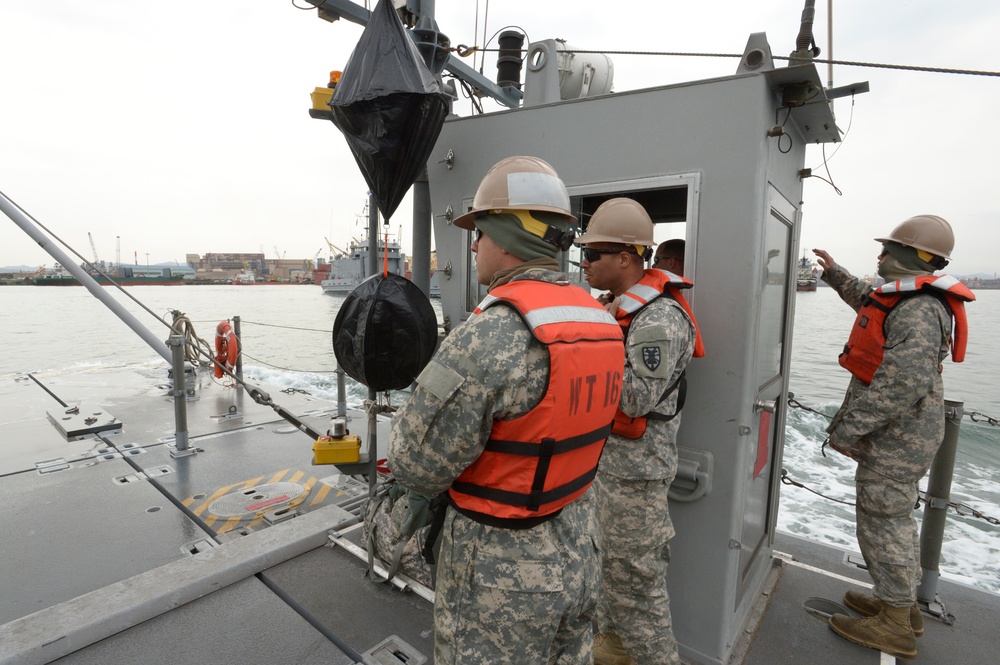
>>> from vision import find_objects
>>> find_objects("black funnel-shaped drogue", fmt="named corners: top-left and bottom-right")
top-left (329, 0), bottom-right (449, 221)
top-left (332, 273), bottom-right (438, 392)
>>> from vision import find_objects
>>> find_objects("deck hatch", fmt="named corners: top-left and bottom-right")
top-left (208, 482), bottom-right (306, 517)
top-left (364, 636), bottom-right (427, 665)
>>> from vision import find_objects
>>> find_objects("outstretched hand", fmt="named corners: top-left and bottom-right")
top-left (812, 248), bottom-right (835, 272)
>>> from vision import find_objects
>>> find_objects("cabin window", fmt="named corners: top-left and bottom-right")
top-left (755, 198), bottom-right (794, 390)
top-left (461, 174), bottom-right (698, 313)
top-left (567, 175), bottom-right (697, 294)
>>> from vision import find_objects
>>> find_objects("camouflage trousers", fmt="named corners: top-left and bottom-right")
top-left (855, 464), bottom-right (921, 606)
top-left (593, 473), bottom-right (679, 665)
top-left (433, 495), bottom-right (601, 665)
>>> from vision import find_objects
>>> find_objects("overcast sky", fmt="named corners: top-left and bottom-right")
top-left (1, 1), bottom-right (997, 276)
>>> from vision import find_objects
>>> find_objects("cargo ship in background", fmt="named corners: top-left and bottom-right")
top-left (32, 263), bottom-right (187, 286)
top-left (319, 234), bottom-right (407, 294)
top-left (796, 254), bottom-right (818, 291)
top-left (319, 231), bottom-right (440, 296)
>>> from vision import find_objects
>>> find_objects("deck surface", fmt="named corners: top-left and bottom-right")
top-left (1, 365), bottom-right (995, 664)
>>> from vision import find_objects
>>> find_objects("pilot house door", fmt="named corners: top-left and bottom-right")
top-left (739, 186), bottom-right (796, 594)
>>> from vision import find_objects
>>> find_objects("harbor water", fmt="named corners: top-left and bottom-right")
top-left (2, 283), bottom-right (998, 593)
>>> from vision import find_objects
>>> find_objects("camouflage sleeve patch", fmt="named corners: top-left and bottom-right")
top-left (628, 319), bottom-right (673, 380)
top-left (416, 359), bottom-right (465, 403)
top-left (618, 301), bottom-right (696, 418)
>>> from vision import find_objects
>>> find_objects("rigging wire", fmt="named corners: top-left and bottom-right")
top-left (472, 0), bottom-right (481, 72)
top-left (480, 0), bottom-right (491, 74)
top-left (240, 350), bottom-right (339, 374)
top-left (813, 143), bottom-right (843, 196)
top-left (3, 192), bottom-right (175, 332)
top-left (240, 320), bottom-right (332, 333)
top-left (789, 404), bottom-right (999, 515)
top-left (792, 72), bottom-right (849, 194)
top-left (808, 94), bottom-right (856, 170)
top-left (481, 48), bottom-right (1000, 79)
top-left (784, 394), bottom-right (1000, 526)
top-left (781, 469), bottom-right (1000, 526)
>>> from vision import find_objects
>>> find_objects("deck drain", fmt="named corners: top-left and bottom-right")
top-left (207, 482), bottom-right (306, 517)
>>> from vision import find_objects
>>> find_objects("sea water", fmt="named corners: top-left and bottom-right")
top-left (2, 284), bottom-right (998, 592)
top-left (783, 287), bottom-right (1000, 594)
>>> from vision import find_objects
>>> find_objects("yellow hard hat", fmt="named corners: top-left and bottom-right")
top-left (575, 198), bottom-right (655, 249)
top-left (875, 214), bottom-right (954, 259)
top-left (453, 156), bottom-right (575, 230)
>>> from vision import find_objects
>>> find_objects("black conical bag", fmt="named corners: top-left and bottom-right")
top-left (332, 273), bottom-right (438, 391)
top-left (329, 0), bottom-right (449, 221)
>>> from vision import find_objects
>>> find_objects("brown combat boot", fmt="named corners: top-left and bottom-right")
top-left (594, 632), bottom-right (636, 665)
top-left (829, 604), bottom-right (917, 660)
top-left (843, 590), bottom-right (924, 637)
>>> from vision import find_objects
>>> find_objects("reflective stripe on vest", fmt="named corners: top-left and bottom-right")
top-left (838, 274), bottom-right (974, 385)
top-left (451, 280), bottom-right (624, 524)
top-left (611, 269), bottom-right (704, 439)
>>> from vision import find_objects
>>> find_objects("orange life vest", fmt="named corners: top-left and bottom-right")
top-left (449, 280), bottom-right (625, 526)
top-left (611, 269), bottom-right (705, 439)
top-left (839, 274), bottom-right (974, 385)
top-left (214, 320), bottom-right (239, 379)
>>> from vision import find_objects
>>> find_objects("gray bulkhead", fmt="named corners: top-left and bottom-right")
top-left (426, 48), bottom-right (835, 664)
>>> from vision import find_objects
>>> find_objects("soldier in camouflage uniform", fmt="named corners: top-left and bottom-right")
top-left (815, 214), bottom-right (974, 660)
top-left (577, 199), bottom-right (704, 665)
top-left (388, 156), bottom-right (624, 665)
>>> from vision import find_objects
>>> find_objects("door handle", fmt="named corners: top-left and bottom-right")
top-left (754, 399), bottom-right (776, 414)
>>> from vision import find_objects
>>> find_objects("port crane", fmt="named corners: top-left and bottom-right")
top-left (87, 233), bottom-right (99, 264)
top-left (87, 232), bottom-right (108, 273)
top-left (324, 237), bottom-right (348, 258)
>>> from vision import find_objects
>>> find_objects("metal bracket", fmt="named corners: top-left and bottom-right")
top-left (263, 507), bottom-right (299, 525)
top-left (945, 404), bottom-right (964, 420)
top-left (211, 405), bottom-right (243, 422)
top-left (845, 553), bottom-right (868, 570)
top-left (35, 458), bottom-right (70, 474)
top-left (438, 148), bottom-right (454, 170)
top-left (669, 447), bottom-right (714, 503)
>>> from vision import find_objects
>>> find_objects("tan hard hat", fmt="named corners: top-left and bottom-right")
top-left (453, 155), bottom-right (576, 229)
top-left (575, 198), bottom-right (655, 246)
top-left (875, 214), bottom-right (954, 259)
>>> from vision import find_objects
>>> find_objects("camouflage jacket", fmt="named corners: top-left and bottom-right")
top-left (601, 295), bottom-right (696, 480)
top-left (388, 266), bottom-right (570, 498)
top-left (823, 264), bottom-right (951, 482)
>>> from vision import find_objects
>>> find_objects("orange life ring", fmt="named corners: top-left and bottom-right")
top-left (214, 321), bottom-right (239, 378)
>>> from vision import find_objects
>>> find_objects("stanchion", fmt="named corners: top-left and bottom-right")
top-left (167, 325), bottom-right (195, 458)
top-left (917, 399), bottom-right (963, 611)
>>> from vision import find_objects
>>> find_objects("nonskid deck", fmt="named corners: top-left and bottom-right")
top-left (1, 364), bottom-right (996, 664)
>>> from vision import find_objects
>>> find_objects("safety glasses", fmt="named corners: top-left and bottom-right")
top-left (582, 247), bottom-right (631, 263)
